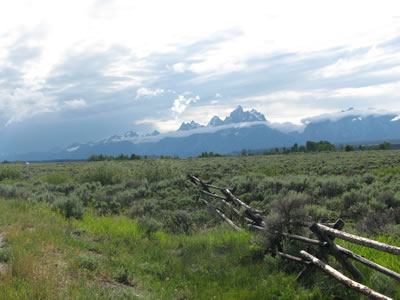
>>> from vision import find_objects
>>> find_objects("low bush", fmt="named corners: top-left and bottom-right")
top-left (0, 247), bottom-right (10, 263)
top-left (52, 196), bottom-right (84, 219)
top-left (40, 171), bottom-right (73, 185)
top-left (79, 162), bottom-right (125, 185)
top-left (77, 254), bottom-right (99, 271)
top-left (0, 168), bottom-right (22, 181)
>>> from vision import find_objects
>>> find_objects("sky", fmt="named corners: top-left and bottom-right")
top-left (1, 0), bottom-right (400, 153)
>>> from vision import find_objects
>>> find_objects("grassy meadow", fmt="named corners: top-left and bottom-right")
top-left (1, 150), bottom-right (400, 299)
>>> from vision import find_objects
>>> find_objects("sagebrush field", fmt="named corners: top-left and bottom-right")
top-left (0, 150), bottom-right (400, 299)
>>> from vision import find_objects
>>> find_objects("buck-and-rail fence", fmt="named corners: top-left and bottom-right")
top-left (188, 174), bottom-right (400, 300)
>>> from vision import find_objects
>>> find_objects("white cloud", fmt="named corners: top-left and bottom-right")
top-left (302, 108), bottom-right (398, 124)
top-left (330, 81), bottom-right (400, 98)
top-left (172, 63), bottom-right (187, 73)
top-left (136, 118), bottom-right (181, 132)
top-left (316, 46), bottom-right (400, 78)
top-left (136, 87), bottom-right (165, 99)
top-left (0, 88), bottom-right (58, 126)
top-left (171, 95), bottom-right (199, 115)
top-left (63, 98), bottom-right (86, 109)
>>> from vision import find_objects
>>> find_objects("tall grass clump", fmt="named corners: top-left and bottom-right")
top-left (79, 162), bottom-right (125, 185)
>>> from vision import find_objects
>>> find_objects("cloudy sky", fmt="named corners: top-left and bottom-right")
top-left (1, 0), bottom-right (400, 153)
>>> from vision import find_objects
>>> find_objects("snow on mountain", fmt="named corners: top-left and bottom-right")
top-left (391, 115), bottom-right (400, 122)
top-left (207, 116), bottom-right (224, 127)
top-left (145, 130), bottom-right (160, 136)
top-left (66, 146), bottom-right (80, 152)
top-left (224, 105), bottom-right (266, 124)
top-left (267, 122), bottom-right (305, 133)
top-left (123, 130), bottom-right (139, 138)
top-left (178, 121), bottom-right (205, 131)
top-left (301, 108), bottom-right (397, 125)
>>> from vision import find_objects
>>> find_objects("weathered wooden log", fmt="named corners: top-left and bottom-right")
top-left (277, 251), bottom-right (310, 265)
top-left (337, 245), bottom-right (400, 282)
top-left (220, 189), bottom-right (265, 226)
top-left (310, 223), bottom-right (363, 280)
top-left (200, 189), bottom-right (226, 200)
top-left (300, 251), bottom-right (392, 300)
top-left (248, 224), bottom-right (266, 231)
top-left (200, 199), bottom-right (242, 232)
top-left (282, 233), bottom-right (326, 247)
top-left (201, 190), bottom-right (260, 226)
top-left (201, 190), bottom-right (242, 216)
top-left (296, 219), bottom-right (344, 282)
top-left (188, 175), bottom-right (226, 191)
top-left (221, 189), bottom-right (262, 213)
top-left (317, 224), bottom-right (400, 256)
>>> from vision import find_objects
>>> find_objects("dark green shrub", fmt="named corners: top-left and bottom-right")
top-left (33, 191), bottom-right (57, 204)
top-left (307, 204), bottom-right (339, 222)
top-left (77, 254), bottom-right (99, 271)
top-left (40, 171), bottom-right (73, 184)
top-left (0, 247), bottom-right (10, 263)
top-left (128, 198), bottom-right (160, 218)
top-left (52, 196), bottom-right (84, 219)
top-left (114, 266), bottom-right (133, 285)
top-left (79, 162), bottom-right (124, 185)
top-left (362, 173), bottom-right (376, 185)
top-left (137, 216), bottom-right (163, 236)
top-left (284, 176), bottom-right (310, 193)
top-left (134, 161), bottom-right (178, 183)
top-left (342, 190), bottom-right (369, 210)
top-left (0, 185), bottom-right (17, 198)
top-left (0, 167), bottom-right (22, 181)
top-left (165, 210), bottom-right (193, 234)
top-left (93, 194), bottom-right (120, 215)
top-left (264, 192), bottom-right (309, 248)
top-left (357, 211), bottom-right (393, 235)
top-left (73, 182), bottom-right (102, 206)
top-left (318, 177), bottom-right (345, 198)
top-left (377, 191), bottom-right (398, 208)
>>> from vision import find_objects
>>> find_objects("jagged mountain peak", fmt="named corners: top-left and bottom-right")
top-left (145, 130), bottom-right (160, 136)
top-left (124, 130), bottom-right (139, 138)
top-left (208, 116), bottom-right (224, 127)
top-left (178, 120), bottom-right (204, 131)
top-left (224, 105), bottom-right (266, 124)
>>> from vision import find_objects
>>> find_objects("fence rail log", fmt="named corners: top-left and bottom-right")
top-left (248, 224), bottom-right (265, 231)
top-left (277, 251), bottom-right (310, 265)
top-left (310, 223), bottom-right (363, 281)
top-left (316, 224), bottom-right (400, 256)
top-left (221, 189), bottom-right (264, 214)
top-left (296, 220), bottom-right (344, 282)
top-left (282, 233), bottom-right (326, 247)
top-left (300, 251), bottom-right (392, 300)
top-left (200, 198), bottom-right (242, 232)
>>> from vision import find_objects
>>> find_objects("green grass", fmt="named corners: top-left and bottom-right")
top-left (0, 197), bottom-right (327, 299)
top-left (336, 236), bottom-right (400, 298)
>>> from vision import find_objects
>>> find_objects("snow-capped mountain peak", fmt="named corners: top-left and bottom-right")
top-left (207, 116), bottom-right (224, 127)
top-left (178, 120), bottom-right (204, 131)
top-left (224, 105), bottom-right (266, 124)
top-left (123, 130), bottom-right (139, 138)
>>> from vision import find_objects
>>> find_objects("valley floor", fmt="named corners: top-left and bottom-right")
top-left (1, 151), bottom-right (400, 299)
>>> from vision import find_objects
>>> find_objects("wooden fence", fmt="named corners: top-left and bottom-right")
top-left (188, 174), bottom-right (400, 300)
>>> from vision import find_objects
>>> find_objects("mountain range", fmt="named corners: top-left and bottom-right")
top-left (2, 106), bottom-right (400, 161)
